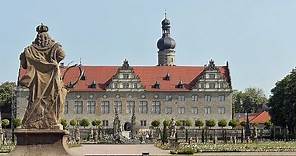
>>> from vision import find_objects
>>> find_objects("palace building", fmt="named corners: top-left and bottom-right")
top-left (16, 17), bottom-right (233, 128)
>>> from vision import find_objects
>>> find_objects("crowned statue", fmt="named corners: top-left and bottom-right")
top-left (18, 23), bottom-right (67, 129)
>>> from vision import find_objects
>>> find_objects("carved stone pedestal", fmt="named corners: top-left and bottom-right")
top-left (9, 129), bottom-right (70, 156)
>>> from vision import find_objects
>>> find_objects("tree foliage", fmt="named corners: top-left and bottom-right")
top-left (151, 120), bottom-right (160, 128)
top-left (1, 119), bottom-right (9, 128)
top-left (60, 119), bottom-right (68, 129)
top-left (70, 119), bottom-right (77, 127)
top-left (233, 88), bottom-right (268, 113)
top-left (184, 120), bottom-right (192, 127)
top-left (240, 121), bottom-right (246, 127)
top-left (228, 119), bottom-right (238, 128)
top-left (0, 82), bottom-right (16, 107)
top-left (195, 119), bottom-right (204, 128)
top-left (12, 118), bottom-right (21, 128)
top-left (176, 120), bottom-right (182, 126)
top-left (205, 119), bottom-right (216, 128)
top-left (163, 120), bottom-right (170, 127)
top-left (218, 119), bottom-right (227, 128)
top-left (269, 69), bottom-right (296, 134)
top-left (79, 118), bottom-right (90, 128)
top-left (92, 119), bottom-right (101, 127)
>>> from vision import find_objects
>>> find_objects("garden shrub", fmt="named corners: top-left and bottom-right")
top-left (151, 120), bottom-right (160, 128)
top-left (195, 119), bottom-right (204, 128)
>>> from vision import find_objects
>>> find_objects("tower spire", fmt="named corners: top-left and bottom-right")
top-left (156, 14), bottom-right (176, 66)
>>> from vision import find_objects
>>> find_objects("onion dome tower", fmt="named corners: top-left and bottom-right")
top-left (157, 13), bottom-right (176, 66)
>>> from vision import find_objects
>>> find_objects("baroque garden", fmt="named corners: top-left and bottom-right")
top-left (0, 16), bottom-right (295, 155)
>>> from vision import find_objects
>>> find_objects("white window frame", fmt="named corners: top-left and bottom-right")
top-left (87, 101), bottom-right (96, 114)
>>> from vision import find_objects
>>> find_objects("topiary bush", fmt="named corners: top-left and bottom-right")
top-left (228, 119), bottom-right (238, 128)
top-left (240, 121), bottom-right (246, 127)
top-left (163, 120), bottom-right (170, 127)
top-left (205, 119), bottom-right (216, 128)
top-left (79, 118), bottom-right (90, 128)
top-left (195, 119), bottom-right (204, 128)
top-left (184, 120), bottom-right (192, 127)
top-left (1, 119), bottom-right (9, 128)
top-left (218, 119), bottom-right (227, 128)
top-left (60, 118), bottom-right (68, 129)
top-left (176, 120), bottom-right (182, 126)
top-left (151, 120), bottom-right (160, 128)
top-left (70, 119), bottom-right (77, 127)
top-left (92, 119), bottom-right (101, 128)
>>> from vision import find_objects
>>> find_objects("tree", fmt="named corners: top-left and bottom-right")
top-left (60, 119), bottom-right (68, 129)
top-left (163, 120), bottom-right (170, 127)
top-left (218, 119), bottom-right (227, 128)
top-left (1, 119), bottom-right (9, 128)
top-left (184, 120), bottom-right (192, 127)
top-left (240, 121), bottom-right (246, 127)
top-left (79, 118), bottom-right (90, 128)
top-left (264, 120), bottom-right (273, 129)
top-left (151, 120), bottom-right (160, 128)
top-left (176, 120), bottom-right (182, 126)
top-left (228, 119), bottom-right (238, 128)
top-left (161, 121), bottom-right (168, 144)
top-left (92, 119), bottom-right (101, 128)
top-left (0, 82), bottom-right (16, 119)
top-left (205, 119), bottom-right (216, 128)
top-left (70, 119), bottom-right (77, 127)
top-left (195, 120), bottom-right (204, 128)
top-left (233, 88), bottom-right (268, 113)
top-left (12, 118), bottom-right (21, 128)
top-left (269, 69), bottom-right (296, 134)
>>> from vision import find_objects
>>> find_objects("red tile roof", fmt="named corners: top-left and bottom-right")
top-left (239, 111), bottom-right (271, 124)
top-left (19, 65), bottom-right (230, 92)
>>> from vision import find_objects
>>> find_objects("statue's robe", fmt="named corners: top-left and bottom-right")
top-left (19, 41), bottom-right (67, 129)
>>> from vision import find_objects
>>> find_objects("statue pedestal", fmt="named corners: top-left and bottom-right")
top-left (9, 129), bottom-right (71, 156)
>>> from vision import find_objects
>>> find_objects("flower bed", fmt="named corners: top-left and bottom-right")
top-left (158, 141), bottom-right (296, 153)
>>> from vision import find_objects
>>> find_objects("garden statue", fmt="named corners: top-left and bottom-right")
top-left (170, 118), bottom-right (176, 138)
top-left (131, 104), bottom-right (136, 139)
top-left (18, 23), bottom-right (67, 129)
top-left (10, 23), bottom-right (84, 156)
top-left (113, 108), bottom-right (121, 135)
top-left (253, 125), bottom-right (258, 141)
top-left (94, 129), bottom-right (98, 143)
top-left (74, 126), bottom-right (81, 143)
top-left (89, 128), bottom-right (94, 142)
top-left (18, 23), bottom-right (82, 129)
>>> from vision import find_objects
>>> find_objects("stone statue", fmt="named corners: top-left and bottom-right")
top-left (170, 118), bottom-right (176, 138)
top-left (89, 128), bottom-right (94, 141)
top-left (94, 129), bottom-right (98, 143)
top-left (18, 23), bottom-right (67, 129)
top-left (130, 104), bottom-right (136, 139)
top-left (113, 108), bottom-right (121, 135)
top-left (74, 126), bottom-right (80, 143)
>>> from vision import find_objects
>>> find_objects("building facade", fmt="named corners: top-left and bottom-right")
top-left (16, 17), bottom-right (233, 128)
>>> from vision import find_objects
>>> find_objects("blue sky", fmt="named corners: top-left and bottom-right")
top-left (1, 0), bottom-right (295, 95)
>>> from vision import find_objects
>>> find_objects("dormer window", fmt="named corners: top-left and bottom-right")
top-left (153, 81), bottom-right (160, 89)
top-left (164, 73), bottom-right (170, 80)
top-left (176, 80), bottom-right (184, 88)
top-left (80, 72), bottom-right (86, 80)
top-left (89, 81), bottom-right (96, 88)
